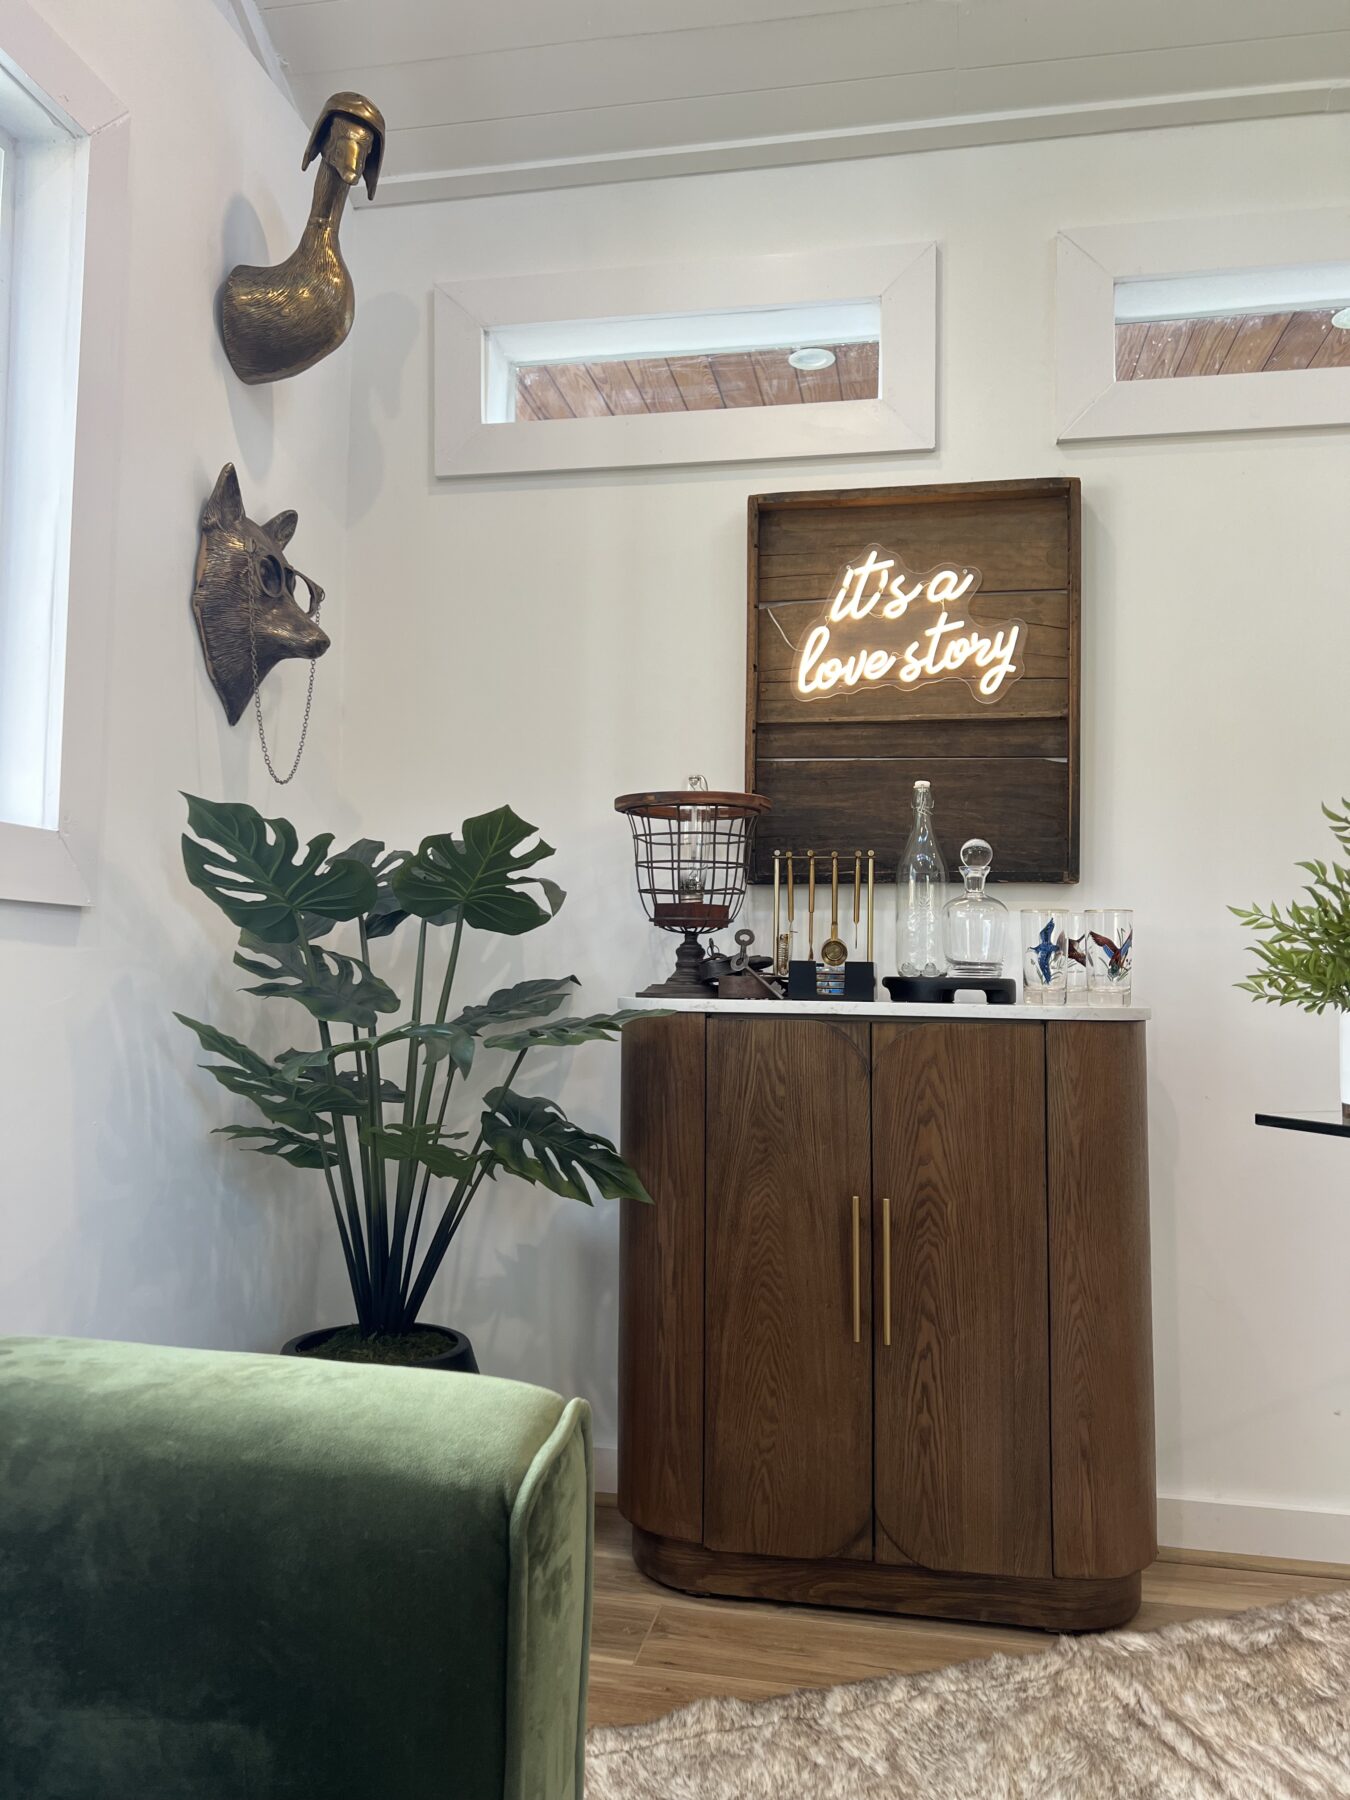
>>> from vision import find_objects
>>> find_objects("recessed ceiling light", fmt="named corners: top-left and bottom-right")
top-left (788, 346), bottom-right (836, 371)
top-left (1332, 306), bottom-right (1350, 330)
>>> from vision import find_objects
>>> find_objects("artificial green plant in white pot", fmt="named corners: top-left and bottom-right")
top-left (1232, 798), bottom-right (1350, 1120)
top-left (176, 794), bottom-right (652, 1369)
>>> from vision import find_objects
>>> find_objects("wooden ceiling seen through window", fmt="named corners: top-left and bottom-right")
top-left (514, 341), bottom-right (879, 420)
top-left (1115, 310), bottom-right (1350, 380)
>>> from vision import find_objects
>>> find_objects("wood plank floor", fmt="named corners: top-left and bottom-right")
top-left (590, 1501), bottom-right (1350, 1729)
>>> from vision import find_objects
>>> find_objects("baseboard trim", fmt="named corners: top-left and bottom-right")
top-left (596, 1453), bottom-right (1349, 1571)
top-left (1156, 1497), bottom-right (1350, 1566)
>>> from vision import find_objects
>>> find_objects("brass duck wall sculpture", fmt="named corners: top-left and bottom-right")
top-left (219, 92), bottom-right (385, 385)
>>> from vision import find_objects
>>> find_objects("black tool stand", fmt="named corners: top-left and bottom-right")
top-left (883, 974), bottom-right (1017, 1005)
top-left (787, 960), bottom-right (877, 1002)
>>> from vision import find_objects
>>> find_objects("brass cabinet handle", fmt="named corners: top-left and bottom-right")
top-left (882, 1196), bottom-right (892, 1348)
top-left (851, 1194), bottom-right (861, 1344)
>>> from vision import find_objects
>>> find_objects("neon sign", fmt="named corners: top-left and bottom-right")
top-left (792, 545), bottom-right (1025, 704)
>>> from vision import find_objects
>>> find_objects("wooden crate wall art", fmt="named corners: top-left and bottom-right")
top-left (745, 479), bottom-right (1080, 884)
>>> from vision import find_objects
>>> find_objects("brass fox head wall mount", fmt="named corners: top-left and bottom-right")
top-left (191, 463), bottom-right (329, 728)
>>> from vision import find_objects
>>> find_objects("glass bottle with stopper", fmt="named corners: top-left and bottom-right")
top-left (943, 838), bottom-right (1009, 976)
top-left (895, 779), bottom-right (948, 976)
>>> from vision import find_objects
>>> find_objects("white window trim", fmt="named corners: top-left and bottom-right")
top-left (1055, 209), bottom-right (1350, 444)
top-left (0, 2), bottom-right (128, 907)
top-left (433, 243), bottom-right (936, 477)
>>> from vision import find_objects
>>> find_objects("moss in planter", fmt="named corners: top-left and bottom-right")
top-left (301, 1326), bottom-right (457, 1366)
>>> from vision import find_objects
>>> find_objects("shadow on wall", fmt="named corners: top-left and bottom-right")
top-left (0, 960), bottom-right (321, 1346)
top-left (347, 291), bottom-right (420, 525)
top-left (219, 194), bottom-right (275, 482)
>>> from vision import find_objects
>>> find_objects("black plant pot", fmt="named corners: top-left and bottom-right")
top-left (281, 1324), bottom-right (479, 1373)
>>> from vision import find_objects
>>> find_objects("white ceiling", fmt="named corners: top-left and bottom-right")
top-left (249, 0), bottom-right (1350, 204)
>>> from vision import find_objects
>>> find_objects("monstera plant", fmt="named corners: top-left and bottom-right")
top-left (176, 794), bottom-right (651, 1368)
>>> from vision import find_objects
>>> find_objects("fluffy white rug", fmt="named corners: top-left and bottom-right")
top-left (586, 1589), bottom-right (1350, 1799)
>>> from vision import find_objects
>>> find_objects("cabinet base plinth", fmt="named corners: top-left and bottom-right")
top-left (631, 1526), bottom-right (1142, 1633)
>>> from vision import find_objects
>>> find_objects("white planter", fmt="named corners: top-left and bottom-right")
top-left (1340, 1011), bottom-right (1350, 1120)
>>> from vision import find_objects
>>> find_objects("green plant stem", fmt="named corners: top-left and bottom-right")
top-left (297, 931), bottom-right (371, 1322)
top-left (390, 915), bottom-right (466, 1307)
top-left (318, 1137), bottom-right (367, 1324)
top-left (359, 921), bottom-right (395, 1328)
top-left (402, 1050), bottom-right (527, 1324)
top-left (385, 922), bottom-right (428, 1301)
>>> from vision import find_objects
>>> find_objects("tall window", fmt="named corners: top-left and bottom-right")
top-left (0, 13), bottom-right (126, 905)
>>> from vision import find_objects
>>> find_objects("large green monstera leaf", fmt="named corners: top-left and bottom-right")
top-left (480, 1088), bottom-right (652, 1205)
top-left (234, 933), bottom-right (399, 1030)
top-left (392, 807), bottom-right (565, 936)
top-left (484, 1009), bottom-right (651, 1052)
top-left (175, 1015), bottom-right (361, 1132)
top-left (182, 795), bottom-right (377, 945)
top-left (452, 976), bottom-right (579, 1036)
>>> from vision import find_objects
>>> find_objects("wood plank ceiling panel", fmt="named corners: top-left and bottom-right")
top-left (512, 345), bottom-right (874, 420)
top-left (1115, 312), bottom-right (1350, 380)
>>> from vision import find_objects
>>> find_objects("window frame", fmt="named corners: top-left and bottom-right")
top-left (0, 3), bottom-right (128, 907)
top-left (433, 243), bottom-right (936, 477)
top-left (1055, 209), bottom-right (1350, 442)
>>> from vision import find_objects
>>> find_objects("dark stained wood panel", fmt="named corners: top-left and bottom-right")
top-left (704, 1018), bottom-right (872, 1563)
top-left (756, 715), bottom-right (1068, 763)
top-left (1047, 1022), bottom-right (1157, 1580)
top-left (1116, 310), bottom-right (1350, 380)
top-left (872, 1022), bottom-right (1052, 1577)
top-left (755, 589), bottom-right (1068, 726)
top-left (747, 480), bottom-right (1081, 886)
top-left (618, 1014), bottom-right (706, 1543)
top-left (757, 756), bottom-right (1071, 884)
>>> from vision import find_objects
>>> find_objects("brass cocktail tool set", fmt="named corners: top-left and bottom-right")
top-left (772, 849), bottom-right (877, 1001)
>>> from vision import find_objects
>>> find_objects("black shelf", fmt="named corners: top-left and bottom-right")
top-left (1255, 1110), bottom-right (1350, 1140)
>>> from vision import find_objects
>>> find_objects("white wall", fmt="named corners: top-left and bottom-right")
top-left (340, 110), bottom-right (1350, 1553)
top-left (0, 0), bottom-right (354, 1348)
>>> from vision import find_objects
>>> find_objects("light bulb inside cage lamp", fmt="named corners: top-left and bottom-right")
top-left (788, 346), bottom-right (837, 371)
top-left (1332, 306), bottom-right (1350, 330)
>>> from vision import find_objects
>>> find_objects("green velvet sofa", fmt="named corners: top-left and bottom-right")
top-left (0, 1336), bottom-right (593, 1800)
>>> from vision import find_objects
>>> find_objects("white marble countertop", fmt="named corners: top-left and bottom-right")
top-left (621, 995), bottom-right (1150, 1022)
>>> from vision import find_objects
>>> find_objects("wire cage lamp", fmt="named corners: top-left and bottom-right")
top-left (615, 780), bottom-right (770, 996)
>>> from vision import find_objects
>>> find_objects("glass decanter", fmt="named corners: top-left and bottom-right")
top-left (943, 838), bottom-right (1008, 976)
top-left (895, 779), bottom-right (948, 976)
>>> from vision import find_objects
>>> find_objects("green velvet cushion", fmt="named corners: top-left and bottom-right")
top-left (0, 1335), bottom-right (593, 1800)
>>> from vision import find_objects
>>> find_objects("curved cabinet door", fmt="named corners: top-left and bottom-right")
top-left (704, 1017), bottom-right (872, 1562)
top-left (872, 1021), bottom-right (1053, 1577)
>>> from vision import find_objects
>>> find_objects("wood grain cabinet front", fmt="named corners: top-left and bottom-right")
top-left (619, 1012), bottom-right (1155, 1632)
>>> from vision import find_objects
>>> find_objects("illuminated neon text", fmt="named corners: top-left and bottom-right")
top-left (792, 546), bottom-right (1023, 703)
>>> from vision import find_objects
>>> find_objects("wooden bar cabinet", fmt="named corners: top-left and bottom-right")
top-left (618, 1005), bottom-right (1155, 1631)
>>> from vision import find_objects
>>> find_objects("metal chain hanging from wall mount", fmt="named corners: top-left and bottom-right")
top-left (248, 586), bottom-right (321, 785)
